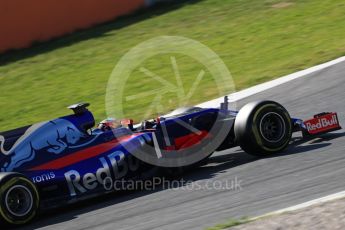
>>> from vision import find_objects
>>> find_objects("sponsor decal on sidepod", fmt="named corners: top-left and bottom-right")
top-left (64, 151), bottom-right (139, 196)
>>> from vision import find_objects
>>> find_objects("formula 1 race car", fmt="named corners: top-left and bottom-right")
top-left (0, 98), bottom-right (341, 225)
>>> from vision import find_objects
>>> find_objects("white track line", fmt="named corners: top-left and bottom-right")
top-left (197, 56), bottom-right (345, 108)
top-left (252, 190), bottom-right (345, 220)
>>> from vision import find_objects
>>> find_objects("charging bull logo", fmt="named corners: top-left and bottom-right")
top-left (0, 119), bottom-right (86, 172)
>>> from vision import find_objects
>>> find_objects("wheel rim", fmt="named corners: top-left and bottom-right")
top-left (5, 185), bottom-right (33, 217)
top-left (259, 112), bottom-right (286, 143)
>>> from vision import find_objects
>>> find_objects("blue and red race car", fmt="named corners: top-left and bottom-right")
top-left (0, 98), bottom-right (341, 225)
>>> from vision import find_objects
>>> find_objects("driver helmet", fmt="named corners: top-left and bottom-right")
top-left (98, 118), bottom-right (121, 131)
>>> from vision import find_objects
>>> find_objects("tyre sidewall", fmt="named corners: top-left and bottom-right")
top-left (250, 103), bottom-right (292, 153)
top-left (235, 101), bottom-right (292, 155)
top-left (0, 174), bottom-right (39, 225)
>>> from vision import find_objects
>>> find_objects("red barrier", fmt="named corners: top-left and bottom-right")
top-left (0, 0), bottom-right (145, 53)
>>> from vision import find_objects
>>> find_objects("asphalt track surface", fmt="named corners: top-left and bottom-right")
top-left (18, 60), bottom-right (345, 230)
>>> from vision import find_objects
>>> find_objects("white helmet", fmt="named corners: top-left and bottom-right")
top-left (98, 118), bottom-right (121, 131)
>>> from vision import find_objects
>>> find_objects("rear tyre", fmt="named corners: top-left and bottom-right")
top-left (0, 173), bottom-right (39, 226)
top-left (234, 101), bottom-right (292, 156)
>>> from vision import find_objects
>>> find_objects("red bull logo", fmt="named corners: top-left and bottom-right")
top-left (64, 151), bottom-right (140, 196)
top-left (304, 113), bottom-right (340, 135)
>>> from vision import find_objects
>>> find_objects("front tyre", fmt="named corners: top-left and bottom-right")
top-left (234, 101), bottom-right (292, 156)
top-left (0, 173), bottom-right (39, 226)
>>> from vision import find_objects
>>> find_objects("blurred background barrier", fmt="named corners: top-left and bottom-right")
top-left (145, 0), bottom-right (182, 6)
top-left (0, 0), bottom-right (179, 53)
